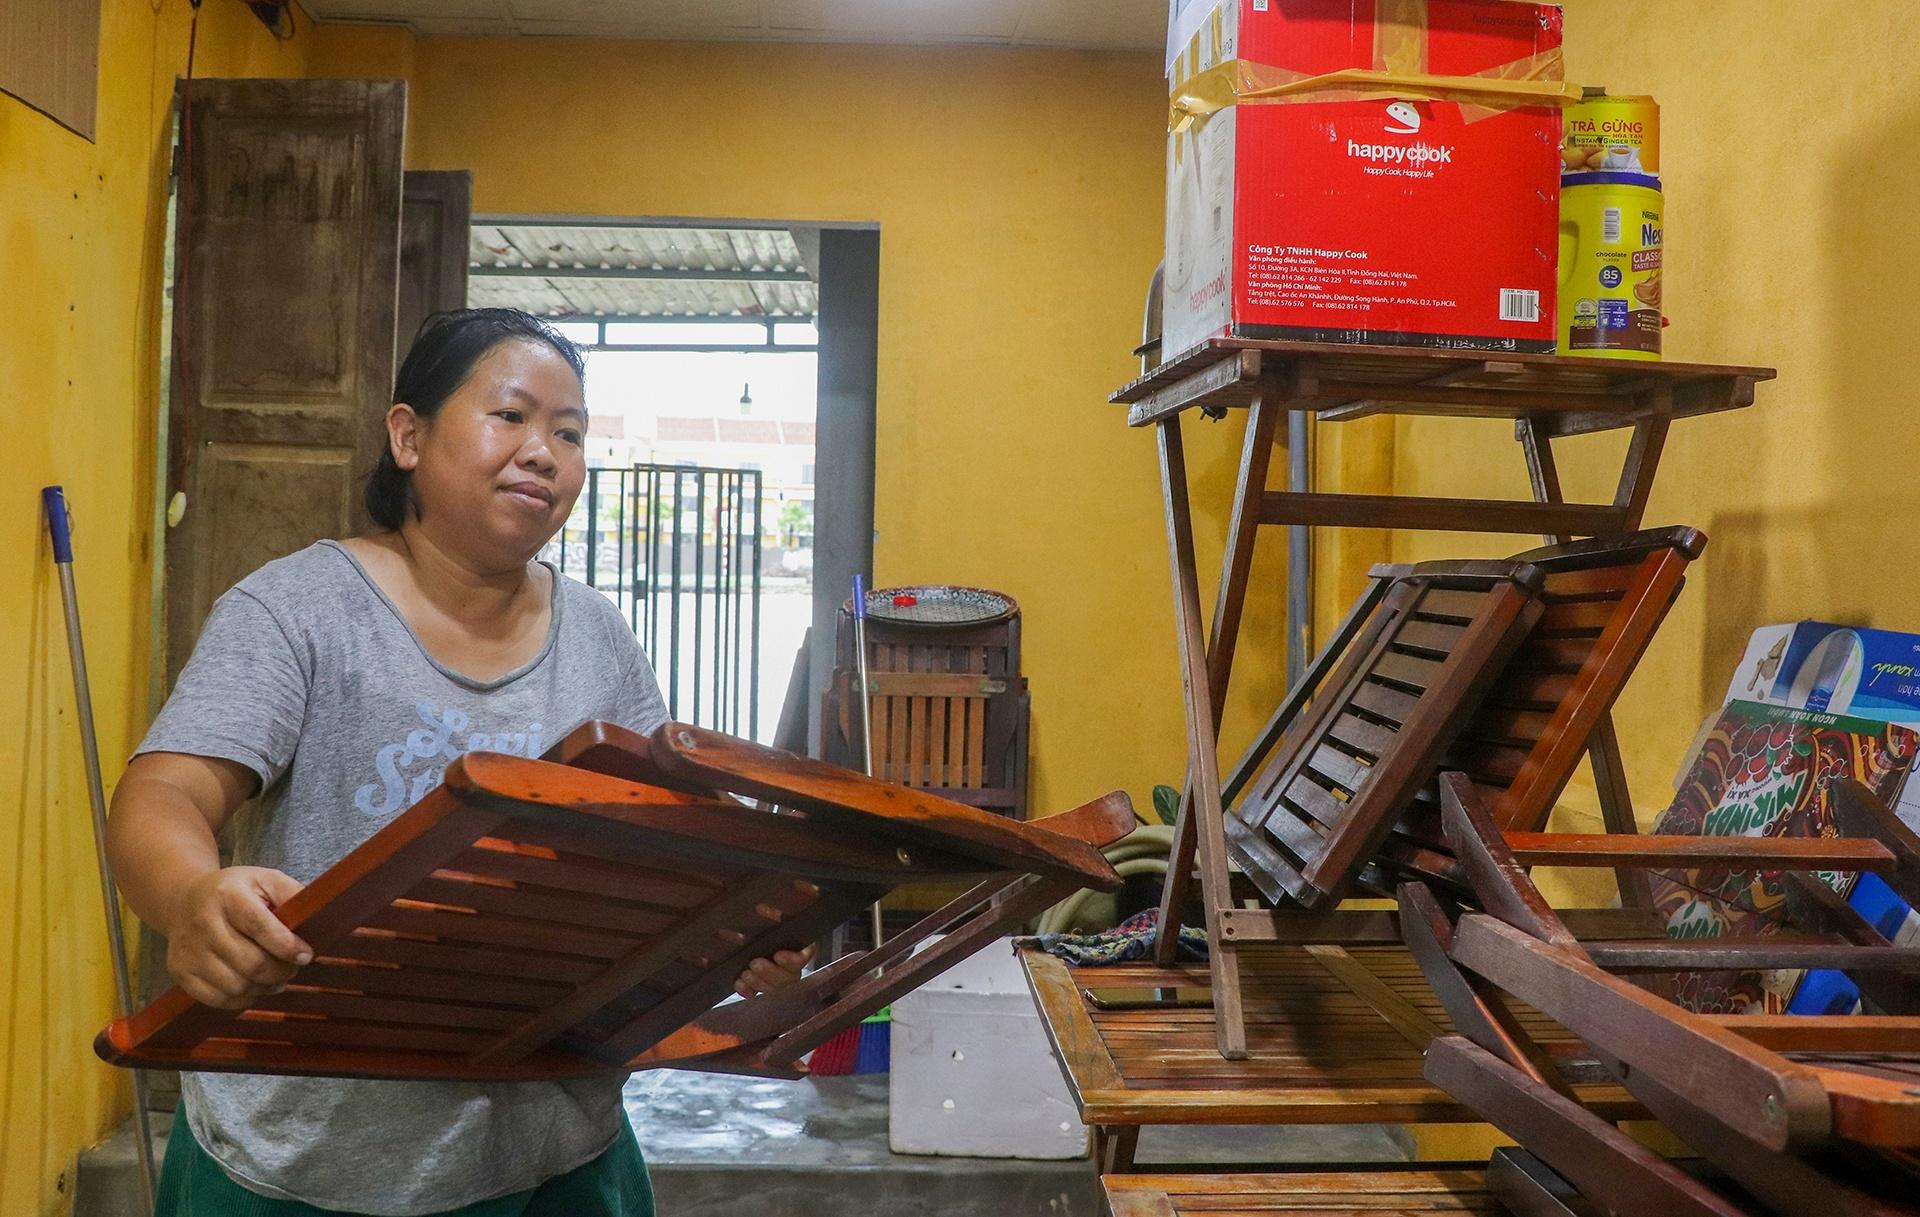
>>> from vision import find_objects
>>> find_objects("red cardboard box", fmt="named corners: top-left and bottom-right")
top-left (1163, 0), bottom-right (1567, 358)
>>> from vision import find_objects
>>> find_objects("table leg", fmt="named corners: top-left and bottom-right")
top-left (1518, 417), bottom-right (1655, 912)
top-left (1155, 395), bottom-right (1279, 966)
top-left (1156, 417), bottom-right (1249, 1058)
top-left (1093, 1124), bottom-right (1142, 1175)
top-left (1517, 417), bottom-right (1572, 547)
top-left (1612, 409), bottom-right (1671, 535)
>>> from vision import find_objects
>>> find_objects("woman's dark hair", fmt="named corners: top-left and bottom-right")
top-left (363, 307), bottom-right (587, 530)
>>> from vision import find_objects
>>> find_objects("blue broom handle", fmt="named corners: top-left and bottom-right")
top-left (43, 486), bottom-right (75, 563)
top-left (41, 485), bottom-right (159, 1209)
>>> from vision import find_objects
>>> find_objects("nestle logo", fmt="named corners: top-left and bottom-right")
top-left (1346, 138), bottom-right (1454, 166)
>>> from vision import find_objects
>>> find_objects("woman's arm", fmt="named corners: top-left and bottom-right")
top-left (108, 752), bottom-right (313, 1008)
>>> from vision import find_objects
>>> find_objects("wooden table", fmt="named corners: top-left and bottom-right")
top-left (1114, 338), bottom-right (1776, 1056)
top-left (1019, 944), bottom-right (1638, 1173)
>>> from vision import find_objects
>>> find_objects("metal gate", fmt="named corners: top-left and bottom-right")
top-left (541, 464), bottom-right (763, 737)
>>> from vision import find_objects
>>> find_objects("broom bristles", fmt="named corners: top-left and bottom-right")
top-left (808, 1009), bottom-right (891, 1076)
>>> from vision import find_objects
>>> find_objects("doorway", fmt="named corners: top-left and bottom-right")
top-left (467, 217), bottom-right (877, 744)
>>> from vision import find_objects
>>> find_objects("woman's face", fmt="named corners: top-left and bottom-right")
top-left (390, 338), bottom-right (588, 564)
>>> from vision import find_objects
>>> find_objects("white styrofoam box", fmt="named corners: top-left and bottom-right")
top-left (888, 938), bottom-right (1089, 1159)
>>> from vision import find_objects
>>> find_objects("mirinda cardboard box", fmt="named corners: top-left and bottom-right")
top-left (1162, 0), bottom-right (1567, 359)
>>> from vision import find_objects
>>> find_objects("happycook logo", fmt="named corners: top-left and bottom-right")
top-left (1348, 101), bottom-right (1455, 172)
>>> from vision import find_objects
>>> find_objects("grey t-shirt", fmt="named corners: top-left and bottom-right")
top-left (137, 540), bottom-right (668, 1214)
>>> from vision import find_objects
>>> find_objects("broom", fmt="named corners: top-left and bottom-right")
top-left (807, 1006), bottom-right (891, 1076)
top-left (810, 576), bottom-right (890, 1076)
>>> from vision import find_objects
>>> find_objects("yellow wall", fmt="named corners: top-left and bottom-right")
top-left (304, 33), bottom-right (1275, 819)
top-left (1, 1), bottom-right (309, 1211)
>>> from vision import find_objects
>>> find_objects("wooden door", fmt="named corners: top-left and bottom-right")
top-left (397, 169), bottom-right (471, 357)
top-left (164, 78), bottom-right (405, 680)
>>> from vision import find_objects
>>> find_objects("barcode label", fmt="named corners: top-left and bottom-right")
top-left (1499, 288), bottom-right (1540, 323)
top-left (1253, 0), bottom-right (1269, 9)
top-left (1603, 206), bottom-right (1622, 244)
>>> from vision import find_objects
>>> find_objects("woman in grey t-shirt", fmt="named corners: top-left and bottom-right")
top-left (109, 310), bottom-right (811, 1216)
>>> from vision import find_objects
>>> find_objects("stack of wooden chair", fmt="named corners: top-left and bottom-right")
top-left (1020, 526), bottom-right (1920, 1215)
top-left (820, 589), bottom-right (1031, 820)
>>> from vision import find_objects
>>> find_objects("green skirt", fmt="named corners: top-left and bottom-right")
top-left (154, 1106), bottom-right (655, 1217)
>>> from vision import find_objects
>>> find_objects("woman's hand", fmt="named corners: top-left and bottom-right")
top-left (734, 944), bottom-right (817, 998)
top-left (166, 866), bottom-right (314, 1009)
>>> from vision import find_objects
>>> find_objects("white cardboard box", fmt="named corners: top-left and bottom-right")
top-left (887, 939), bottom-right (1089, 1159)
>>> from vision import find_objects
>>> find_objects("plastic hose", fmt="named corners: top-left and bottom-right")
top-left (1035, 824), bottom-right (1176, 937)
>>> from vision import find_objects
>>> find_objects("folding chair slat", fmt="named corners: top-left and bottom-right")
top-left (332, 931), bottom-right (606, 985)
top-left (1452, 707), bottom-right (1556, 750)
top-left (1350, 679), bottom-right (1421, 726)
top-left (1415, 588), bottom-right (1501, 621)
top-left (1507, 637), bottom-right (1594, 672)
top-left (1304, 743), bottom-right (1372, 795)
top-left (1449, 741), bottom-right (1532, 786)
top-left (289, 961), bottom-right (563, 1010)
top-left (1276, 774), bottom-right (1348, 832)
top-left (257, 989), bottom-right (527, 1032)
top-left (1327, 711), bottom-right (1395, 760)
top-left (446, 847), bottom-right (723, 909)
top-left (1536, 599), bottom-right (1621, 634)
top-left (367, 904), bottom-right (639, 960)
top-left (1223, 815), bottom-right (1314, 906)
top-left (1537, 563), bottom-right (1637, 597)
top-left (1260, 796), bottom-right (1329, 862)
top-left (1481, 671), bottom-right (1574, 713)
top-left (1375, 649), bottom-right (1446, 691)
top-left (221, 1013), bottom-right (499, 1055)
top-left (1583, 940), bottom-right (1920, 975)
top-left (1396, 618), bottom-right (1470, 656)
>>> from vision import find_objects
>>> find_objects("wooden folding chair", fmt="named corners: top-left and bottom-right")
top-left (1403, 771), bottom-right (1920, 1217)
top-left (1171, 558), bottom-right (1545, 1062)
top-left (98, 721), bottom-right (1132, 1081)
top-left (1151, 528), bottom-right (1703, 1058)
top-left (1222, 561), bottom-right (1546, 910)
top-left (1370, 526), bottom-right (1707, 902)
